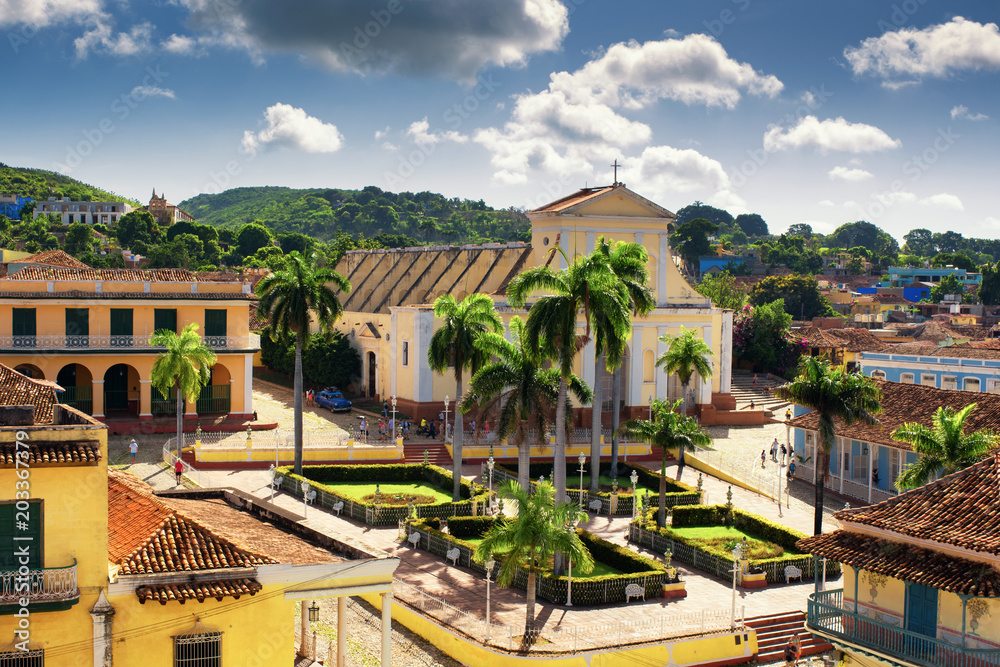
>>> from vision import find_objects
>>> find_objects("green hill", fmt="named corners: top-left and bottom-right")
top-left (0, 164), bottom-right (136, 204)
top-left (179, 185), bottom-right (530, 245)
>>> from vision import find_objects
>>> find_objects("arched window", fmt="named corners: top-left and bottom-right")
top-left (871, 370), bottom-right (886, 380)
top-left (900, 373), bottom-right (914, 384)
top-left (643, 349), bottom-right (655, 383)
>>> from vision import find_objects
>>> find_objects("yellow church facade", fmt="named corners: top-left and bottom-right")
top-left (332, 185), bottom-right (735, 425)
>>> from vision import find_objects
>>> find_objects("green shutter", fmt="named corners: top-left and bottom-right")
top-left (65, 308), bottom-right (89, 348)
top-left (154, 308), bottom-right (177, 334)
top-left (0, 500), bottom-right (42, 569)
top-left (12, 308), bottom-right (36, 336)
top-left (110, 308), bottom-right (134, 348)
top-left (205, 310), bottom-right (227, 338)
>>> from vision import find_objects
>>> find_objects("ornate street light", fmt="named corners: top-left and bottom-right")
top-left (577, 452), bottom-right (586, 509)
top-left (486, 453), bottom-right (495, 516)
top-left (391, 395), bottom-right (398, 440)
top-left (484, 554), bottom-right (496, 642)
top-left (301, 480), bottom-right (316, 519)
top-left (629, 469), bottom-right (639, 520)
top-left (731, 541), bottom-right (744, 629)
top-left (308, 601), bottom-right (320, 622)
top-left (443, 395), bottom-right (450, 443)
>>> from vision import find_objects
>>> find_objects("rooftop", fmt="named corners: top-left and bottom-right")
top-left (795, 326), bottom-right (891, 353)
top-left (1, 267), bottom-right (198, 282)
top-left (529, 186), bottom-right (616, 213)
top-left (13, 249), bottom-right (91, 270)
top-left (865, 344), bottom-right (1000, 361)
top-left (0, 363), bottom-right (60, 424)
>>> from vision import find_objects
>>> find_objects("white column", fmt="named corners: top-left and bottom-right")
top-left (139, 379), bottom-right (152, 418)
top-left (720, 311), bottom-right (733, 393)
top-left (699, 325), bottom-right (713, 404)
top-left (586, 230), bottom-right (595, 254)
top-left (867, 444), bottom-right (874, 504)
top-left (658, 234), bottom-right (669, 306)
top-left (244, 353), bottom-right (254, 417)
top-left (90, 590), bottom-right (114, 667)
top-left (629, 326), bottom-right (643, 404)
top-left (381, 592), bottom-right (393, 667)
top-left (390, 311), bottom-right (398, 397)
top-left (337, 596), bottom-right (347, 667)
top-left (560, 230), bottom-right (570, 270)
top-left (301, 600), bottom-right (310, 656)
top-left (655, 326), bottom-right (668, 400)
top-left (414, 310), bottom-right (434, 402)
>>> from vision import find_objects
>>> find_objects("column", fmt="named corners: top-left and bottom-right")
top-left (92, 379), bottom-right (105, 418)
top-left (655, 327), bottom-right (668, 400)
top-left (699, 325), bottom-right (713, 404)
top-left (838, 438), bottom-right (845, 495)
top-left (585, 230), bottom-right (595, 255)
top-left (139, 379), bottom-right (152, 419)
top-left (658, 234), bottom-right (669, 306)
top-left (337, 596), bottom-right (347, 667)
top-left (720, 311), bottom-right (733, 393)
top-left (390, 311), bottom-right (398, 397)
top-left (184, 396), bottom-right (198, 420)
top-left (867, 444), bottom-right (874, 504)
top-left (244, 353), bottom-right (254, 418)
top-left (90, 590), bottom-right (114, 667)
top-left (559, 231), bottom-right (569, 270)
top-left (381, 592), bottom-right (393, 667)
top-left (300, 600), bottom-right (310, 656)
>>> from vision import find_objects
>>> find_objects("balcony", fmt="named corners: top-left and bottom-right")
top-left (0, 561), bottom-right (79, 606)
top-left (808, 589), bottom-right (1000, 667)
top-left (0, 333), bottom-right (260, 352)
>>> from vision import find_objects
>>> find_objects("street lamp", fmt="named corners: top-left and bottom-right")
top-left (443, 395), bottom-right (450, 443)
top-left (391, 395), bottom-right (397, 439)
top-left (269, 464), bottom-right (281, 502)
top-left (648, 394), bottom-right (653, 421)
top-left (301, 480), bottom-right (316, 519)
top-left (308, 601), bottom-right (320, 622)
top-left (629, 469), bottom-right (639, 520)
top-left (487, 452), bottom-right (495, 516)
top-left (566, 527), bottom-right (574, 607)
top-left (484, 554), bottom-right (496, 642)
top-left (731, 541), bottom-right (744, 629)
top-left (577, 452), bottom-right (586, 509)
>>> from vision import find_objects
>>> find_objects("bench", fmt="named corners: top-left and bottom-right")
top-left (785, 565), bottom-right (802, 584)
top-left (331, 500), bottom-right (344, 516)
top-left (408, 532), bottom-right (420, 549)
top-left (588, 499), bottom-right (602, 514)
top-left (446, 548), bottom-right (460, 567)
top-left (625, 583), bottom-right (644, 603)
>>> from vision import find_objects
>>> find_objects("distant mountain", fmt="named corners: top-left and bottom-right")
top-left (179, 185), bottom-right (530, 245)
top-left (0, 164), bottom-right (135, 204)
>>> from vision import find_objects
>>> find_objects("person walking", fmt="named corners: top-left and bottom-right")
top-left (784, 634), bottom-right (802, 666)
top-left (780, 443), bottom-right (788, 464)
top-left (174, 458), bottom-right (183, 486)
top-left (129, 439), bottom-right (138, 464)
top-left (787, 460), bottom-right (796, 480)
top-left (383, 400), bottom-right (389, 418)
top-left (770, 438), bottom-right (779, 462)
top-left (760, 449), bottom-right (766, 469)
top-left (360, 416), bottom-right (368, 440)
top-left (752, 373), bottom-right (758, 389)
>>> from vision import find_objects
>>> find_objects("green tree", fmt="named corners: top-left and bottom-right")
top-left (787, 223), bottom-right (813, 238)
top-left (620, 399), bottom-right (710, 526)
top-left (749, 275), bottom-right (831, 320)
top-left (846, 256), bottom-right (865, 275)
top-left (301, 331), bottom-right (361, 389)
top-left (166, 220), bottom-right (218, 243)
top-left (64, 222), bottom-right (95, 256)
top-left (656, 328), bottom-right (713, 470)
top-left (696, 273), bottom-right (748, 310)
top-left (150, 323), bottom-right (217, 459)
top-left (930, 274), bottom-right (964, 303)
top-left (237, 221), bottom-right (274, 259)
top-left (979, 263), bottom-right (1000, 306)
top-left (462, 316), bottom-right (590, 489)
top-left (774, 358), bottom-right (881, 534)
top-left (674, 201), bottom-right (734, 228)
top-left (734, 213), bottom-right (768, 237)
top-left (892, 404), bottom-right (997, 491)
top-left (930, 252), bottom-right (976, 272)
top-left (903, 228), bottom-right (935, 256)
top-left (256, 252), bottom-right (350, 475)
top-left (114, 210), bottom-right (163, 249)
top-left (474, 480), bottom-right (592, 640)
top-left (427, 293), bottom-right (503, 501)
top-left (670, 218), bottom-right (718, 273)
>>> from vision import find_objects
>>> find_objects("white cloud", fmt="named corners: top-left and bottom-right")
top-left (919, 193), bottom-right (964, 211)
top-left (374, 126), bottom-right (390, 141)
top-left (241, 103), bottom-right (344, 154)
top-left (74, 19), bottom-right (153, 59)
top-left (763, 116), bottom-right (901, 153)
top-left (950, 105), bottom-right (989, 121)
top-left (983, 216), bottom-right (1000, 231)
top-left (845, 17), bottom-right (1000, 84)
top-left (406, 118), bottom-right (468, 145)
top-left (874, 191), bottom-right (916, 206)
top-left (828, 166), bottom-right (874, 182)
top-left (0, 0), bottom-right (101, 28)
top-left (631, 145), bottom-right (737, 199)
top-left (130, 85), bottom-right (175, 100)
top-left (818, 199), bottom-right (835, 207)
top-left (380, 141), bottom-right (398, 151)
top-left (162, 33), bottom-right (196, 55)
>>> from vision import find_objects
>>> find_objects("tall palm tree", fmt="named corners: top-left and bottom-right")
top-left (474, 480), bottom-right (593, 641)
top-left (775, 357), bottom-right (881, 535)
top-left (462, 317), bottom-right (592, 490)
top-left (620, 399), bottom-right (710, 527)
top-left (656, 327), bottom-right (714, 470)
top-left (257, 252), bottom-right (350, 475)
top-left (893, 404), bottom-right (997, 490)
top-left (150, 323), bottom-right (217, 459)
top-left (428, 293), bottom-right (503, 501)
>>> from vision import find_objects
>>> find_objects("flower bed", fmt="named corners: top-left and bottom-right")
top-left (276, 463), bottom-right (489, 526)
top-left (629, 504), bottom-right (840, 584)
top-left (406, 517), bottom-right (672, 605)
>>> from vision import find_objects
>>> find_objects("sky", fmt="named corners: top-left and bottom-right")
top-left (2, 0), bottom-right (1000, 242)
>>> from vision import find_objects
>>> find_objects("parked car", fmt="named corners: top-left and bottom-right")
top-left (315, 389), bottom-right (352, 412)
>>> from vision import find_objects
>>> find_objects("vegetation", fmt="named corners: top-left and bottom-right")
top-left (670, 217), bottom-right (718, 272)
top-left (150, 323), bottom-right (217, 457)
top-left (749, 275), bottom-right (832, 320)
top-left (732, 300), bottom-right (805, 377)
top-left (696, 272), bottom-right (748, 310)
top-left (892, 404), bottom-right (998, 490)
top-left (0, 164), bottom-right (133, 203)
top-left (259, 329), bottom-right (360, 391)
top-left (656, 327), bottom-right (713, 461)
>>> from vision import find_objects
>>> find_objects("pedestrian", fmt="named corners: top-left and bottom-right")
top-left (761, 450), bottom-right (766, 469)
top-left (785, 408), bottom-right (792, 421)
top-left (128, 438), bottom-right (138, 464)
top-left (780, 443), bottom-right (787, 463)
top-left (174, 458), bottom-right (183, 485)
top-left (752, 373), bottom-right (758, 389)
top-left (428, 420), bottom-right (437, 439)
top-left (470, 419), bottom-right (476, 436)
top-left (439, 410), bottom-right (444, 422)
top-left (770, 438), bottom-right (778, 462)
top-left (749, 400), bottom-right (755, 410)
top-left (787, 460), bottom-right (796, 480)
top-left (484, 420), bottom-right (490, 440)
top-left (389, 417), bottom-right (395, 436)
top-left (383, 400), bottom-right (389, 418)
top-left (378, 419), bottom-right (386, 441)
top-left (253, 410), bottom-right (258, 421)
top-left (784, 634), bottom-right (802, 666)
top-left (360, 416), bottom-right (368, 439)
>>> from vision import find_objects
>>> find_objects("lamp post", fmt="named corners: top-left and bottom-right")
top-left (269, 464), bottom-right (281, 502)
top-left (443, 395), bottom-right (450, 444)
top-left (391, 395), bottom-right (397, 439)
top-left (630, 469), bottom-right (639, 520)
top-left (487, 452), bottom-right (495, 516)
top-left (648, 394), bottom-right (653, 421)
top-left (566, 533), bottom-right (574, 607)
top-left (577, 452), bottom-right (586, 509)
top-left (731, 541), bottom-right (743, 629)
top-left (301, 480), bottom-right (316, 519)
top-left (484, 554), bottom-right (496, 642)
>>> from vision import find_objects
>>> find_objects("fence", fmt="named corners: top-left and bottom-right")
top-left (689, 445), bottom-right (788, 503)
top-left (161, 443), bottom-right (216, 489)
top-left (797, 461), bottom-right (898, 506)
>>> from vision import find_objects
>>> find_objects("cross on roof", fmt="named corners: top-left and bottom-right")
top-left (611, 159), bottom-right (622, 185)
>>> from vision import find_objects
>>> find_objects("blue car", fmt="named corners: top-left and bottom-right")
top-left (315, 389), bottom-right (352, 412)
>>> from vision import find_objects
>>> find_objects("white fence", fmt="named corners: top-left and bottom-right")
top-left (689, 445), bottom-right (789, 503)
top-left (164, 429), bottom-right (404, 463)
top-left (797, 461), bottom-right (898, 506)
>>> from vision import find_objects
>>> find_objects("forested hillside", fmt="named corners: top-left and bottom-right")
top-left (0, 164), bottom-right (134, 204)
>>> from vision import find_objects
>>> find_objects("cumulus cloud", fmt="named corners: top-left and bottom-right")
top-left (406, 118), bottom-right (468, 145)
top-left (845, 17), bottom-right (1000, 85)
top-left (241, 103), bottom-right (344, 154)
top-left (130, 85), bottom-right (175, 99)
top-left (828, 166), bottom-right (873, 182)
top-left (874, 191), bottom-right (916, 206)
top-left (951, 105), bottom-right (989, 121)
top-left (172, 0), bottom-right (568, 81)
top-left (0, 0), bottom-right (101, 28)
top-left (162, 33), bottom-right (196, 55)
top-left (919, 193), bottom-right (964, 211)
top-left (74, 19), bottom-right (153, 59)
top-left (631, 145), bottom-right (737, 198)
top-left (763, 116), bottom-right (901, 153)
top-left (818, 199), bottom-right (836, 207)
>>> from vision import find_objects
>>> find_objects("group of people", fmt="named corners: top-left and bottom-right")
top-left (760, 437), bottom-right (797, 480)
top-left (305, 389), bottom-right (316, 406)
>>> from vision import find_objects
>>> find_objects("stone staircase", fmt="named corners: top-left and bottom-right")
top-left (746, 611), bottom-right (833, 664)
top-left (731, 369), bottom-right (792, 416)
top-left (402, 439), bottom-right (451, 465)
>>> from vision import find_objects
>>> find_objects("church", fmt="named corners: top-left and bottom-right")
top-left (331, 183), bottom-right (737, 426)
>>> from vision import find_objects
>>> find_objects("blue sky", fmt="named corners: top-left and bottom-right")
top-left (3, 0), bottom-right (1000, 242)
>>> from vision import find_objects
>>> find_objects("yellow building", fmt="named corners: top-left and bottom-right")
top-left (332, 184), bottom-right (735, 424)
top-left (799, 454), bottom-right (1000, 667)
top-left (795, 326), bottom-right (890, 370)
top-left (0, 363), bottom-right (400, 665)
top-left (850, 293), bottom-right (911, 321)
top-left (0, 254), bottom-right (259, 424)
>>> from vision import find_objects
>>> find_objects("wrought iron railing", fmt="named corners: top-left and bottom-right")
top-left (808, 589), bottom-right (1000, 667)
top-left (58, 385), bottom-right (92, 415)
top-left (196, 385), bottom-right (230, 414)
top-left (0, 333), bottom-right (259, 351)
top-left (0, 561), bottom-right (78, 604)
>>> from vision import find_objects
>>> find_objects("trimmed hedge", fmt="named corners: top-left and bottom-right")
top-left (495, 461), bottom-right (698, 497)
top-left (671, 504), bottom-right (730, 528)
top-left (277, 463), bottom-right (473, 500)
top-left (445, 516), bottom-right (495, 540)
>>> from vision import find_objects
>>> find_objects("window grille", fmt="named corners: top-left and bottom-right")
top-left (0, 649), bottom-right (44, 666)
top-left (174, 621), bottom-right (221, 667)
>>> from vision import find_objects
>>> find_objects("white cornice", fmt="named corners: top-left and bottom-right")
top-left (843, 520), bottom-right (1000, 569)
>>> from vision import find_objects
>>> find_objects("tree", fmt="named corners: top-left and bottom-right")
top-left (427, 293), bottom-right (503, 501)
top-left (256, 252), bottom-right (350, 475)
top-left (846, 256), bottom-right (865, 275)
top-left (620, 399), bottom-right (710, 526)
top-left (474, 480), bottom-right (592, 641)
top-left (301, 331), bottom-right (361, 390)
top-left (674, 201), bottom-right (734, 228)
top-left (979, 263), bottom-right (1000, 306)
top-left (166, 220), bottom-right (218, 244)
top-left (893, 404), bottom-right (997, 491)
top-left (64, 222), bottom-right (95, 256)
top-left (656, 328), bottom-right (712, 470)
top-left (749, 275), bottom-right (831, 320)
top-left (903, 228), bottom-right (935, 256)
top-left (733, 300), bottom-right (805, 377)
top-left (774, 358), bottom-right (881, 535)
top-left (114, 210), bottom-right (163, 249)
top-left (930, 274), bottom-right (964, 303)
top-left (932, 230), bottom-right (963, 254)
top-left (930, 252), bottom-right (976, 272)
top-left (462, 316), bottom-right (590, 490)
top-left (236, 222), bottom-right (274, 259)
top-left (696, 273), bottom-right (748, 310)
top-left (787, 223), bottom-right (813, 238)
top-left (828, 221), bottom-right (894, 254)
top-left (150, 323), bottom-right (217, 459)
top-left (670, 218), bottom-right (718, 273)
top-left (734, 213), bottom-right (768, 237)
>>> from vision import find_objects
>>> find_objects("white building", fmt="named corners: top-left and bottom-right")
top-left (33, 197), bottom-right (132, 226)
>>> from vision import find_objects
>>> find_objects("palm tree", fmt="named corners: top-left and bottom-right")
top-left (428, 293), bottom-right (503, 501)
top-left (656, 327), bottom-right (714, 470)
top-left (256, 252), bottom-right (350, 475)
top-left (462, 317), bottom-right (592, 490)
top-left (474, 480), bottom-right (593, 641)
top-left (620, 399), bottom-right (710, 527)
top-left (150, 323), bottom-right (217, 459)
top-left (774, 357), bottom-right (881, 535)
top-left (893, 404), bottom-right (997, 490)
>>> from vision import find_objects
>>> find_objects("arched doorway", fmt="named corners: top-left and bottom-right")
top-left (104, 364), bottom-right (139, 416)
top-left (367, 351), bottom-right (376, 398)
top-left (56, 364), bottom-right (93, 414)
top-left (14, 364), bottom-right (43, 380)
top-left (197, 363), bottom-right (231, 414)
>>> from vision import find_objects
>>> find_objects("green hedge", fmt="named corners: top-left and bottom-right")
top-left (276, 463), bottom-right (477, 504)
top-left (732, 509), bottom-right (807, 551)
top-left (671, 504), bottom-right (730, 528)
top-left (445, 516), bottom-right (496, 540)
top-left (495, 461), bottom-right (697, 497)
top-left (573, 529), bottom-right (668, 579)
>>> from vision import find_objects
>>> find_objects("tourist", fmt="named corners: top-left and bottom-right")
top-left (785, 407), bottom-right (792, 421)
top-left (787, 460), bottom-right (796, 480)
top-left (752, 373), bottom-right (758, 389)
top-left (378, 419), bottom-right (386, 441)
top-left (770, 438), bottom-right (779, 462)
top-left (428, 420), bottom-right (437, 438)
top-left (484, 420), bottom-right (490, 440)
top-left (129, 439), bottom-right (138, 464)
top-left (784, 634), bottom-right (801, 666)
top-left (383, 399), bottom-right (389, 417)
top-left (360, 416), bottom-right (368, 439)
top-left (174, 458), bottom-right (183, 485)
top-left (760, 450), bottom-right (766, 469)
top-left (780, 443), bottom-right (787, 463)
top-left (749, 400), bottom-right (755, 410)
top-left (470, 419), bottom-right (476, 436)
top-left (439, 410), bottom-right (444, 422)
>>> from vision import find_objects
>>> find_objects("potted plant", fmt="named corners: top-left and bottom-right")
top-left (661, 549), bottom-right (687, 599)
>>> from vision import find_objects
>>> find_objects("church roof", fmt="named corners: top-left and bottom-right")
top-left (528, 183), bottom-right (677, 219)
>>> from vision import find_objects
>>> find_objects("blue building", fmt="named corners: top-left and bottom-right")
top-left (887, 266), bottom-right (981, 287)
top-left (0, 194), bottom-right (33, 220)
top-left (901, 282), bottom-right (931, 302)
top-left (859, 345), bottom-right (1000, 392)
top-left (698, 255), bottom-right (748, 275)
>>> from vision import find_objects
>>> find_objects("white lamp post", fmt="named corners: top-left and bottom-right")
top-left (577, 452), bottom-right (586, 509)
top-left (731, 541), bottom-right (743, 629)
top-left (487, 452), bottom-right (495, 516)
top-left (443, 395), bottom-right (450, 443)
top-left (391, 395), bottom-right (397, 438)
top-left (630, 469), bottom-right (639, 520)
top-left (484, 554), bottom-right (496, 641)
top-left (269, 464), bottom-right (281, 502)
top-left (648, 394), bottom-right (653, 421)
top-left (301, 480), bottom-right (316, 519)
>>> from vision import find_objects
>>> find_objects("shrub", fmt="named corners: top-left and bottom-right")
top-left (446, 516), bottom-right (496, 539)
top-left (671, 504), bottom-right (729, 527)
top-left (574, 529), bottom-right (667, 577)
top-left (733, 509), bottom-right (808, 551)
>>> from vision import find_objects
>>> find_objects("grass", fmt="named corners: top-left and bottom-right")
top-left (332, 481), bottom-right (452, 504)
top-left (670, 525), bottom-right (788, 559)
top-left (460, 537), bottom-right (623, 578)
top-left (568, 474), bottom-right (659, 496)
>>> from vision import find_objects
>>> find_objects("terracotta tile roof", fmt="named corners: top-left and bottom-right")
top-left (248, 303), bottom-right (268, 331)
top-left (0, 440), bottom-right (101, 466)
top-left (2, 267), bottom-right (196, 282)
top-left (136, 578), bottom-right (262, 605)
top-left (797, 530), bottom-right (1000, 597)
top-left (794, 327), bottom-right (890, 353)
top-left (867, 344), bottom-right (1000, 361)
top-left (16, 250), bottom-right (91, 269)
top-left (0, 364), bottom-right (59, 424)
top-left (0, 289), bottom-right (255, 301)
top-left (871, 294), bottom-right (911, 305)
top-left (530, 186), bottom-right (615, 213)
top-left (787, 379), bottom-right (1000, 450)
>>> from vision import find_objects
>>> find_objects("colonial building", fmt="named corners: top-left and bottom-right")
top-left (795, 326), bottom-right (890, 371)
top-left (147, 188), bottom-right (195, 226)
top-left (861, 345), bottom-right (1000, 393)
top-left (33, 197), bottom-right (132, 226)
top-left (331, 184), bottom-right (736, 425)
top-left (799, 455), bottom-right (1000, 667)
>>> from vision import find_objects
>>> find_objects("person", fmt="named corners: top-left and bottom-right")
top-left (378, 419), bottom-right (386, 441)
top-left (439, 410), bottom-right (444, 422)
top-left (470, 419), bottom-right (476, 436)
top-left (787, 460), bottom-right (796, 480)
top-left (174, 458), bottom-right (183, 485)
top-left (129, 439), bottom-right (138, 464)
top-left (428, 420), bottom-right (437, 438)
top-left (784, 634), bottom-right (802, 666)
top-left (253, 410), bottom-right (258, 421)
top-left (388, 417), bottom-right (395, 436)
top-left (360, 416), bottom-right (368, 439)
top-left (785, 407), bottom-right (792, 421)
top-left (761, 449), bottom-right (766, 468)
top-left (420, 417), bottom-right (427, 435)
top-left (484, 420), bottom-right (490, 439)
top-left (770, 438), bottom-right (778, 462)
top-left (749, 400), bottom-right (755, 410)
top-left (752, 373), bottom-right (758, 389)
top-left (780, 443), bottom-right (787, 463)
top-left (383, 400), bottom-right (389, 418)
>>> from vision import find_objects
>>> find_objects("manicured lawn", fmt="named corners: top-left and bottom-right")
top-left (333, 481), bottom-right (452, 504)
top-left (669, 526), bottom-right (756, 541)
top-left (461, 537), bottom-right (623, 578)
top-left (670, 525), bottom-right (794, 559)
